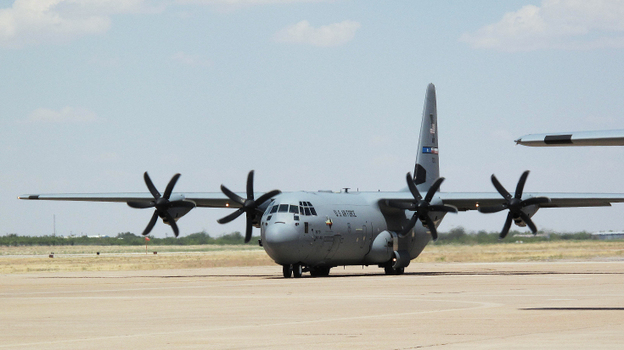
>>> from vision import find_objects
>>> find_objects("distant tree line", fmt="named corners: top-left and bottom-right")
top-left (0, 231), bottom-right (257, 247)
top-left (433, 227), bottom-right (598, 245)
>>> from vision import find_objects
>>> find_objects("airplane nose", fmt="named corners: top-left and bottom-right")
top-left (262, 223), bottom-right (302, 265)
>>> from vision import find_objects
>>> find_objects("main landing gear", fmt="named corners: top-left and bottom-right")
top-left (282, 264), bottom-right (302, 278)
top-left (384, 265), bottom-right (404, 275)
top-left (282, 264), bottom-right (331, 278)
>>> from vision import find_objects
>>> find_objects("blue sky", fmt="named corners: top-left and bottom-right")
top-left (2, 0), bottom-right (624, 237)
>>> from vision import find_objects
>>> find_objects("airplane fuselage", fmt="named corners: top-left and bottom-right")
top-left (260, 191), bottom-right (436, 270)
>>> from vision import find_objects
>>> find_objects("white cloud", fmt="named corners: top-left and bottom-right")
top-left (0, 0), bottom-right (158, 49)
top-left (171, 51), bottom-right (212, 67)
top-left (177, 0), bottom-right (333, 5)
top-left (460, 0), bottom-right (624, 51)
top-left (274, 20), bottom-right (361, 47)
top-left (176, 0), bottom-right (337, 13)
top-left (23, 106), bottom-right (100, 123)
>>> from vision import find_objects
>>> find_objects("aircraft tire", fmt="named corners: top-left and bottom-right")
top-left (282, 264), bottom-right (293, 278)
top-left (293, 264), bottom-right (303, 278)
top-left (309, 266), bottom-right (330, 277)
top-left (384, 266), bottom-right (404, 275)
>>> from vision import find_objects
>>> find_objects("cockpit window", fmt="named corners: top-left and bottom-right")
top-left (298, 201), bottom-right (318, 216)
top-left (269, 203), bottom-right (316, 216)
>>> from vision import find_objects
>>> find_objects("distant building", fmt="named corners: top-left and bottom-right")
top-left (591, 231), bottom-right (624, 240)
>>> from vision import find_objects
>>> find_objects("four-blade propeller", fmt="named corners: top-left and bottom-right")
top-left (478, 170), bottom-right (550, 239)
top-left (127, 172), bottom-right (195, 237)
top-left (217, 170), bottom-right (281, 243)
top-left (388, 173), bottom-right (458, 240)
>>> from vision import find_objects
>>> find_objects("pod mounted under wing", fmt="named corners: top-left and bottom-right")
top-left (515, 129), bottom-right (624, 147)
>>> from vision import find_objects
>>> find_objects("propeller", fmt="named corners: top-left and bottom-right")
top-left (388, 173), bottom-right (458, 240)
top-left (127, 172), bottom-right (195, 237)
top-left (478, 170), bottom-right (550, 239)
top-left (217, 170), bottom-right (281, 243)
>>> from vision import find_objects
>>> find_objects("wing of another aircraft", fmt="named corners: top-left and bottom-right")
top-left (515, 129), bottom-right (624, 147)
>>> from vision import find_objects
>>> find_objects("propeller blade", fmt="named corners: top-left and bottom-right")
top-left (514, 170), bottom-right (530, 199)
top-left (220, 185), bottom-right (245, 206)
top-left (398, 214), bottom-right (418, 237)
top-left (218, 171), bottom-right (281, 244)
top-left (217, 208), bottom-right (245, 224)
top-left (127, 201), bottom-right (155, 209)
top-left (253, 190), bottom-right (282, 208)
top-left (405, 172), bottom-right (422, 200)
top-left (244, 212), bottom-right (253, 243)
top-left (163, 173), bottom-right (181, 200)
top-left (483, 171), bottom-right (542, 239)
top-left (500, 212), bottom-right (514, 239)
top-left (246, 170), bottom-right (254, 201)
top-left (164, 211), bottom-right (180, 237)
top-left (428, 204), bottom-right (458, 214)
top-left (491, 174), bottom-right (511, 201)
top-left (518, 211), bottom-right (538, 234)
top-left (424, 215), bottom-right (438, 241)
top-left (425, 177), bottom-right (445, 203)
top-left (478, 204), bottom-right (507, 214)
top-left (142, 211), bottom-right (159, 236)
top-left (522, 196), bottom-right (550, 207)
top-left (144, 172), bottom-right (161, 199)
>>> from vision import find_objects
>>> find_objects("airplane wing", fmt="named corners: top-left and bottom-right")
top-left (18, 192), bottom-right (250, 208)
top-left (438, 192), bottom-right (624, 211)
top-left (515, 129), bottom-right (624, 147)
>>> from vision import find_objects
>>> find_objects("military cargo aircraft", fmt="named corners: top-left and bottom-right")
top-left (19, 84), bottom-right (624, 278)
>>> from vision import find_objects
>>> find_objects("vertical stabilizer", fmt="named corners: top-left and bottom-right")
top-left (413, 83), bottom-right (439, 192)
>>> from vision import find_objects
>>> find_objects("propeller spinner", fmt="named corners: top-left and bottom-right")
top-left (217, 170), bottom-right (281, 243)
top-left (127, 172), bottom-right (195, 237)
top-left (478, 170), bottom-right (550, 239)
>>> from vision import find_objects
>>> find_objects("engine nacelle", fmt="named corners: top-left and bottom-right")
top-left (392, 250), bottom-right (411, 269)
top-left (363, 230), bottom-right (393, 264)
top-left (161, 199), bottom-right (196, 224)
top-left (513, 204), bottom-right (539, 227)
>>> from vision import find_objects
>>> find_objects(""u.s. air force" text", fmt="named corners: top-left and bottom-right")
top-left (333, 210), bottom-right (357, 217)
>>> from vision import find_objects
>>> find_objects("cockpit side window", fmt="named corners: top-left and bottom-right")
top-left (269, 205), bottom-right (278, 214)
top-left (289, 205), bottom-right (299, 214)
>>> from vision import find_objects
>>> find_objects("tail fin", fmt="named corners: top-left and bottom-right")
top-left (413, 83), bottom-right (439, 191)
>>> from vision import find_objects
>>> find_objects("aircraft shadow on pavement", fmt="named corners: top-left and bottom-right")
top-left (521, 307), bottom-right (624, 311)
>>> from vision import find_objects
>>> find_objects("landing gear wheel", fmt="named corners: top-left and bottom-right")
top-left (309, 266), bottom-right (331, 277)
top-left (282, 264), bottom-right (293, 278)
top-left (293, 264), bottom-right (303, 278)
top-left (384, 266), bottom-right (404, 275)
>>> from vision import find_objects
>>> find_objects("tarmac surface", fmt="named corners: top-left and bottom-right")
top-left (1, 261), bottom-right (624, 349)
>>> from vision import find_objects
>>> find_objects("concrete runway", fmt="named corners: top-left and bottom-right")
top-left (1, 261), bottom-right (624, 349)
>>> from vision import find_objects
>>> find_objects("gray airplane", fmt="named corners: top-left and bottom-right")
top-left (516, 129), bottom-right (624, 146)
top-left (19, 84), bottom-right (624, 278)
